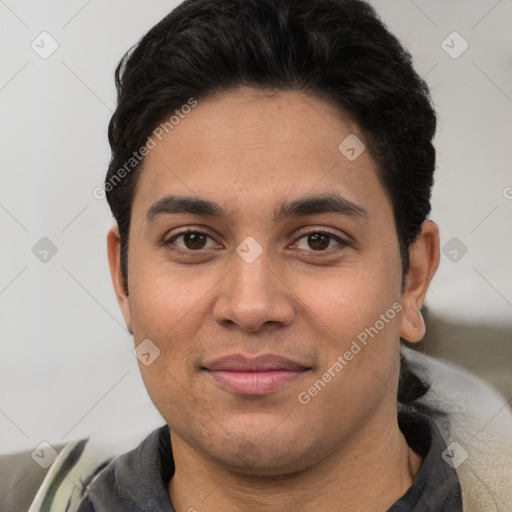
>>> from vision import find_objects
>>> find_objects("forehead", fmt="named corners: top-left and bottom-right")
top-left (131, 87), bottom-right (391, 223)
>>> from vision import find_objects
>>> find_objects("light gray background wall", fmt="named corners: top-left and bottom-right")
top-left (1, 0), bottom-right (511, 455)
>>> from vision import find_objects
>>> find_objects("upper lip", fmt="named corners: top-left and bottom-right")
top-left (203, 354), bottom-right (310, 372)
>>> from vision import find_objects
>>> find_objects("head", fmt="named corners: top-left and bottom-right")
top-left (106, 0), bottom-right (439, 474)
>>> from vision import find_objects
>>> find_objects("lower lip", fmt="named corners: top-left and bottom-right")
top-left (206, 370), bottom-right (306, 395)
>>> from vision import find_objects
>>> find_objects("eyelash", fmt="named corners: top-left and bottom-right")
top-left (162, 227), bottom-right (349, 255)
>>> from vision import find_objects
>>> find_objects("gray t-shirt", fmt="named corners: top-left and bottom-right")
top-left (76, 411), bottom-right (463, 511)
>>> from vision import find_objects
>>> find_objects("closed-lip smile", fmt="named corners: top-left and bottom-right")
top-left (202, 354), bottom-right (311, 395)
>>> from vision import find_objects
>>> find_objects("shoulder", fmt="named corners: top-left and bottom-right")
top-left (2, 426), bottom-right (166, 512)
top-left (403, 347), bottom-right (512, 511)
top-left (0, 443), bottom-right (65, 512)
top-left (76, 425), bottom-right (173, 512)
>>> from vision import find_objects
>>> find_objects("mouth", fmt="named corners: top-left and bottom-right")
top-left (202, 354), bottom-right (311, 395)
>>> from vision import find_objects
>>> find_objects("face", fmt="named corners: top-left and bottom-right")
top-left (108, 87), bottom-right (436, 475)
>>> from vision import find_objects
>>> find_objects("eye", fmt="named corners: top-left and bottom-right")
top-left (164, 228), bottom-right (220, 251)
top-left (162, 227), bottom-right (349, 255)
top-left (292, 229), bottom-right (348, 252)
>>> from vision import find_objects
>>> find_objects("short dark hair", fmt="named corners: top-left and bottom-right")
top-left (105, 0), bottom-right (436, 406)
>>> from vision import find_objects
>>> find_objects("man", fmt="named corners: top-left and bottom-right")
top-left (5, 0), bottom-right (511, 510)
top-left (89, 0), bottom-right (458, 509)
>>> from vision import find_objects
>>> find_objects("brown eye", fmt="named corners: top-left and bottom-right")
top-left (307, 233), bottom-right (331, 251)
top-left (294, 230), bottom-right (346, 252)
top-left (165, 230), bottom-right (218, 252)
top-left (181, 232), bottom-right (207, 250)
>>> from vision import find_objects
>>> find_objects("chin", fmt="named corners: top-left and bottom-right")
top-left (199, 419), bottom-right (320, 476)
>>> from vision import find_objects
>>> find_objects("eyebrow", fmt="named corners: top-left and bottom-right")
top-left (145, 193), bottom-right (368, 224)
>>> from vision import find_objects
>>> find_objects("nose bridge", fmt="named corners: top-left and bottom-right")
top-left (230, 245), bottom-right (275, 308)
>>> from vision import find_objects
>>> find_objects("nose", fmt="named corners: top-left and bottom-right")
top-left (212, 248), bottom-right (295, 333)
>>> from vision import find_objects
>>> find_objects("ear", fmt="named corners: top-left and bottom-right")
top-left (400, 220), bottom-right (440, 343)
top-left (107, 225), bottom-right (133, 334)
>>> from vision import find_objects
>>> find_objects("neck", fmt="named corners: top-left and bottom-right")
top-left (168, 411), bottom-right (422, 512)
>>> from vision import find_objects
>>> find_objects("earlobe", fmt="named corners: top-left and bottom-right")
top-left (106, 225), bottom-right (133, 333)
top-left (400, 304), bottom-right (426, 343)
top-left (400, 220), bottom-right (440, 343)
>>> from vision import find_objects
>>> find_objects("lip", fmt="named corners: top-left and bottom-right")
top-left (202, 354), bottom-right (310, 395)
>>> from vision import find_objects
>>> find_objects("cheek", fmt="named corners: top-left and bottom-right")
top-left (295, 288), bottom-right (403, 433)
top-left (128, 253), bottom-right (214, 335)
top-left (294, 250), bottom-right (401, 333)
top-left (294, 253), bottom-right (403, 387)
top-left (127, 263), bottom-right (211, 394)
